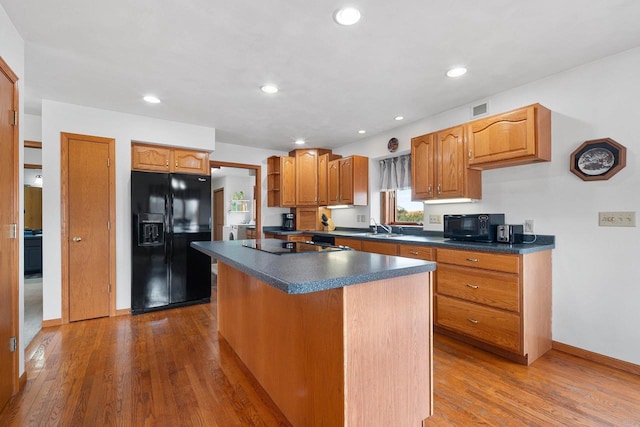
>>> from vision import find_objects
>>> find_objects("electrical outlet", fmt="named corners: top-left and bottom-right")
top-left (599, 211), bottom-right (636, 227)
top-left (524, 219), bottom-right (534, 234)
top-left (428, 214), bottom-right (441, 225)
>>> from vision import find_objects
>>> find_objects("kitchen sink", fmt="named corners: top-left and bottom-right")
top-left (362, 233), bottom-right (405, 238)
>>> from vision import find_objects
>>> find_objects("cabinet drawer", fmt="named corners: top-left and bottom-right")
top-left (398, 245), bottom-right (434, 261)
top-left (437, 248), bottom-right (519, 274)
top-left (436, 295), bottom-right (521, 353)
top-left (437, 264), bottom-right (520, 312)
top-left (335, 238), bottom-right (362, 251)
top-left (361, 241), bottom-right (398, 256)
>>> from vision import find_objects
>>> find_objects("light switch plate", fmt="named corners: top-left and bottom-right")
top-left (428, 214), bottom-right (441, 224)
top-left (598, 211), bottom-right (636, 227)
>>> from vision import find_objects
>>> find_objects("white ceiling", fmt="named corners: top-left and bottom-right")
top-left (3, 0), bottom-right (640, 151)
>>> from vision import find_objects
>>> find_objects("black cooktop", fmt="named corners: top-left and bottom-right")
top-left (242, 240), bottom-right (350, 255)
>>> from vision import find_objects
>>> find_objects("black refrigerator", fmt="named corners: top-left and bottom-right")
top-left (131, 171), bottom-right (212, 314)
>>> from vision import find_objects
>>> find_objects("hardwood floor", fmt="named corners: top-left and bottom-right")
top-left (1, 284), bottom-right (639, 426)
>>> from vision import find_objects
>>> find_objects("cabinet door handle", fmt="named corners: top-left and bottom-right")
top-left (72, 236), bottom-right (82, 243)
top-left (467, 318), bottom-right (479, 324)
top-left (466, 258), bottom-right (479, 262)
top-left (165, 160), bottom-right (169, 167)
top-left (175, 161), bottom-right (179, 168)
top-left (409, 250), bottom-right (419, 255)
top-left (466, 283), bottom-right (479, 289)
top-left (427, 185), bottom-right (432, 194)
top-left (468, 150), bottom-right (472, 159)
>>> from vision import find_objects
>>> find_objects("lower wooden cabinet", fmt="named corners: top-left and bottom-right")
top-left (435, 248), bottom-right (551, 365)
top-left (264, 233), bottom-right (311, 242)
top-left (361, 240), bottom-right (398, 256)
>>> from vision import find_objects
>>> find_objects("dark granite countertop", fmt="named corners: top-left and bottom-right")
top-left (262, 227), bottom-right (555, 255)
top-left (191, 240), bottom-right (436, 295)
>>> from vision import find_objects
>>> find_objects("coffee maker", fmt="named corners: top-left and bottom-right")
top-left (281, 213), bottom-right (295, 231)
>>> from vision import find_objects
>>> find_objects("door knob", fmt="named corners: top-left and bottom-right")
top-left (72, 236), bottom-right (82, 242)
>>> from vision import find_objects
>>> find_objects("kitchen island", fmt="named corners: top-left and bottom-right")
top-left (191, 240), bottom-right (436, 426)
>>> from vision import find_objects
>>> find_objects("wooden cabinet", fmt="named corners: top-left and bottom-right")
top-left (411, 126), bottom-right (481, 201)
top-left (398, 244), bottom-right (434, 261)
top-left (264, 233), bottom-right (312, 242)
top-left (328, 156), bottom-right (368, 206)
top-left (24, 186), bottom-right (43, 229)
top-left (267, 156), bottom-right (296, 207)
top-left (295, 207), bottom-right (319, 231)
top-left (434, 247), bottom-right (552, 365)
top-left (361, 240), bottom-right (398, 256)
top-left (246, 228), bottom-right (257, 239)
top-left (467, 103), bottom-right (551, 170)
top-left (334, 237), bottom-right (363, 251)
top-left (294, 149), bottom-right (321, 206)
top-left (318, 153), bottom-right (341, 206)
top-left (132, 143), bottom-right (210, 175)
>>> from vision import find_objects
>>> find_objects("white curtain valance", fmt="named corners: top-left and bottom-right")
top-left (379, 154), bottom-right (411, 191)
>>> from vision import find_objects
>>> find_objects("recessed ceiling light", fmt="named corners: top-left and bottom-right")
top-left (394, 116), bottom-right (404, 121)
top-left (358, 130), bottom-right (366, 134)
top-left (261, 85), bottom-right (279, 94)
top-left (143, 95), bottom-right (161, 104)
top-left (446, 67), bottom-right (467, 78)
top-left (294, 139), bottom-right (305, 145)
top-left (334, 7), bottom-right (361, 26)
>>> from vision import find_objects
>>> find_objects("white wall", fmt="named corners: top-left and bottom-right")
top-left (0, 2), bottom-right (26, 373)
top-left (23, 113), bottom-right (42, 141)
top-left (41, 101), bottom-right (216, 318)
top-left (336, 47), bottom-right (640, 365)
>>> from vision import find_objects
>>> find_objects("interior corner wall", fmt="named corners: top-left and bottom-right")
top-left (40, 100), bottom-right (216, 318)
top-left (1, 2), bottom-right (26, 373)
top-left (337, 47), bottom-right (640, 365)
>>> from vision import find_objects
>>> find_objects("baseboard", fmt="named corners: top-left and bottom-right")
top-left (41, 318), bottom-right (62, 328)
top-left (552, 341), bottom-right (640, 376)
top-left (18, 372), bottom-right (27, 391)
top-left (115, 308), bottom-right (131, 316)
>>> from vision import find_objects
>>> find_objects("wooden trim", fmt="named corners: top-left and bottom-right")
top-left (60, 133), bottom-right (117, 324)
top-left (1, 55), bottom-right (21, 396)
top-left (115, 308), bottom-right (131, 316)
top-left (18, 372), bottom-right (27, 392)
top-left (42, 318), bottom-right (63, 328)
top-left (552, 341), bottom-right (640, 377)
top-left (24, 140), bottom-right (42, 149)
top-left (210, 160), bottom-right (261, 238)
top-left (24, 163), bottom-right (42, 170)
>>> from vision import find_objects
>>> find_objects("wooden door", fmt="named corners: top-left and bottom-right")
top-left (63, 133), bottom-right (114, 322)
top-left (281, 156), bottom-right (296, 207)
top-left (213, 188), bottom-right (224, 241)
top-left (411, 133), bottom-right (435, 200)
top-left (295, 149), bottom-right (318, 205)
top-left (436, 125), bottom-right (465, 198)
top-left (339, 158), bottom-right (353, 205)
top-left (0, 57), bottom-right (19, 410)
top-left (328, 159), bottom-right (340, 205)
top-left (24, 186), bottom-right (43, 229)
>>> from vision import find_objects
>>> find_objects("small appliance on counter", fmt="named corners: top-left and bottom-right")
top-left (282, 213), bottom-right (295, 231)
top-left (496, 224), bottom-right (524, 244)
top-left (443, 213), bottom-right (505, 243)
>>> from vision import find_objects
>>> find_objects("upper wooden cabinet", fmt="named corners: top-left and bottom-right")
top-left (294, 149), bottom-right (321, 205)
top-left (131, 143), bottom-right (210, 175)
top-left (267, 156), bottom-right (296, 207)
top-left (411, 126), bottom-right (481, 201)
top-left (467, 103), bottom-right (551, 170)
top-left (318, 153), bottom-right (341, 206)
top-left (328, 155), bottom-right (368, 206)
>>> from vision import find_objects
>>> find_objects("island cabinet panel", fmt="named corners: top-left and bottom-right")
top-left (216, 263), bottom-right (433, 426)
top-left (467, 103), bottom-right (551, 170)
top-left (435, 248), bottom-right (552, 365)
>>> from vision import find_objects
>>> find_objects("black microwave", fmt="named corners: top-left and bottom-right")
top-left (443, 214), bottom-right (505, 242)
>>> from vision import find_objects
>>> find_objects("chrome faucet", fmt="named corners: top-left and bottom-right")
top-left (370, 217), bottom-right (392, 234)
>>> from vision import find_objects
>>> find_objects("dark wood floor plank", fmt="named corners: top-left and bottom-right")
top-left (2, 283), bottom-right (640, 426)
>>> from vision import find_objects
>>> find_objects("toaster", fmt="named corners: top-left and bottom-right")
top-left (496, 224), bottom-right (524, 244)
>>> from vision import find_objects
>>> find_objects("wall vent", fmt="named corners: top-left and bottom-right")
top-left (471, 102), bottom-right (489, 118)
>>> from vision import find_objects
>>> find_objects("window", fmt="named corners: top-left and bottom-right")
top-left (381, 189), bottom-right (424, 225)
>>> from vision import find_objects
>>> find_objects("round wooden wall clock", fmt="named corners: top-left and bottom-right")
top-left (387, 137), bottom-right (398, 153)
top-left (570, 138), bottom-right (626, 181)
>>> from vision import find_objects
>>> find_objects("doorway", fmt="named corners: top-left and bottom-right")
top-left (23, 140), bottom-right (43, 346)
top-left (61, 133), bottom-right (116, 323)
